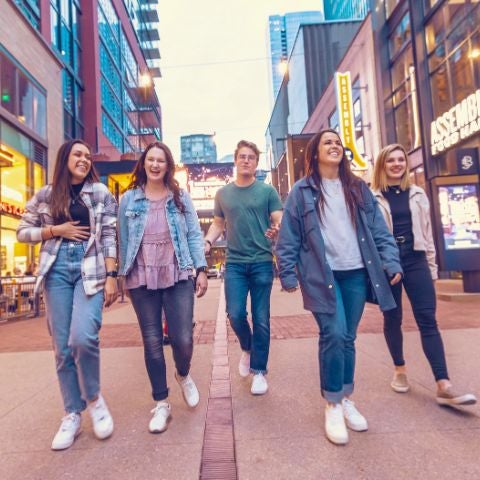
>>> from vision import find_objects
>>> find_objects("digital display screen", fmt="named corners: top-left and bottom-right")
top-left (438, 184), bottom-right (480, 250)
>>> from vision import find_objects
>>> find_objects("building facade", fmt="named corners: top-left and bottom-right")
top-left (1, 0), bottom-right (63, 275)
top-left (180, 134), bottom-right (217, 164)
top-left (268, 11), bottom-right (324, 100)
top-left (371, 0), bottom-right (480, 290)
top-left (303, 15), bottom-right (382, 182)
top-left (266, 20), bottom-right (363, 180)
top-left (0, 0), bottom-right (163, 274)
top-left (324, 0), bottom-right (370, 20)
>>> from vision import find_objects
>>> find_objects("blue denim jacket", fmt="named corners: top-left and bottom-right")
top-left (118, 187), bottom-right (207, 276)
top-left (276, 177), bottom-right (402, 313)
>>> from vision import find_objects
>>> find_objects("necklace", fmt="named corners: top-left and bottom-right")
top-left (389, 185), bottom-right (401, 195)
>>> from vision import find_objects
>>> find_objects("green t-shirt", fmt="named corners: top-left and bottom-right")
top-left (214, 181), bottom-right (283, 263)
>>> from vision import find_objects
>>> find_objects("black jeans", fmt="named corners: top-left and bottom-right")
top-left (129, 279), bottom-right (194, 401)
top-left (383, 240), bottom-right (449, 381)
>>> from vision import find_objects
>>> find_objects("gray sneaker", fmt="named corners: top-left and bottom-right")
top-left (391, 372), bottom-right (410, 393)
top-left (436, 387), bottom-right (477, 406)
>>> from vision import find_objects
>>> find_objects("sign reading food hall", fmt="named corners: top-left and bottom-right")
top-left (430, 89), bottom-right (480, 155)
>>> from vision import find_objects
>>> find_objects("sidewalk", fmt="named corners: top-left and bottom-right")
top-left (1, 279), bottom-right (479, 479)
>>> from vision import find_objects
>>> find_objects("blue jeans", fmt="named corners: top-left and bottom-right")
top-left (129, 279), bottom-right (194, 401)
top-left (224, 262), bottom-right (274, 373)
top-left (44, 241), bottom-right (104, 413)
top-left (313, 269), bottom-right (368, 403)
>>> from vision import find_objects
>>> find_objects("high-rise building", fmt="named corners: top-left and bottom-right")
top-left (323, 0), bottom-right (370, 20)
top-left (268, 11), bottom-right (324, 100)
top-left (180, 134), bottom-right (217, 164)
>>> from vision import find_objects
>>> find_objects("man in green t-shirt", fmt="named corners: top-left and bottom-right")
top-left (204, 140), bottom-right (283, 395)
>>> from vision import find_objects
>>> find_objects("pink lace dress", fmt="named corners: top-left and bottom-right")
top-left (125, 198), bottom-right (191, 290)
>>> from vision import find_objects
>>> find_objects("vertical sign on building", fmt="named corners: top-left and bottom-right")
top-left (335, 72), bottom-right (367, 170)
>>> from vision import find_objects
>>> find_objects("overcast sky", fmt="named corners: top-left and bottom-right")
top-left (156, 0), bottom-right (324, 167)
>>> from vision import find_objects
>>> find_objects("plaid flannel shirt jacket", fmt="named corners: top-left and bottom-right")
top-left (16, 182), bottom-right (118, 295)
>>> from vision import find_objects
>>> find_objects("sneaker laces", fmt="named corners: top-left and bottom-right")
top-left (60, 413), bottom-right (79, 431)
top-left (90, 398), bottom-right (108, 422)
top-left (151, 402), bottom-right (169, 417)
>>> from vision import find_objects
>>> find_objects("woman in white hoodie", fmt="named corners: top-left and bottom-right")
top-left (372, 143), bottom-right (476, 406)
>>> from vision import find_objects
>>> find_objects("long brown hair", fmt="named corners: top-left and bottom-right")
top-left (50, 139), bottom-right (99, 223)
top-left (128, 141), bottom-right (184, 212)
top-left (304, 129), bottom-right (363, 223)
top-left (372, 143), bottom-right (411, 192)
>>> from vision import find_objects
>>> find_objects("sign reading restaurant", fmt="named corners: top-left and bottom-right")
top-left (431, 89), bottom-right (480, 155)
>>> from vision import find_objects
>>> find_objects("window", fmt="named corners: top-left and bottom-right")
top-left (0, 51), bottom-right (47, 139)
top-left (389, 13), bottom-right (411, 59)
top-left (14, 0), bottom-right (40, 30)
top-left (426, 3), bottom-right (479, 117)
top-left (385, 0), bottom-right (401, 19)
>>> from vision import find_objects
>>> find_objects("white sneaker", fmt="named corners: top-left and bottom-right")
top-left (51, 413), bottom-right (82, 450)
top-left (342, 398), bottom-right (368, 431)
top-left (149, 401), bottom-right (171, 433)
top-left (175, 372), bottom-right (200, 408)
top-left (325, 404), bottom-right (348, 445)
top-left (238, 351), bottom-right (251, 377)
top-left (251, 373), bottom-right (268, 395)
top-left (88, 394), bottom-right (114, 440)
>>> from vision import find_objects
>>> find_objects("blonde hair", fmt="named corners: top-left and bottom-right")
top-left (372, 143), bottom-right (411, 192)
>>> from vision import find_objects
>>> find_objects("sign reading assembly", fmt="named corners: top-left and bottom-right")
top-left (430, 89), bottom-right (480, 155)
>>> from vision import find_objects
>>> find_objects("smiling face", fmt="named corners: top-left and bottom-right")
top-left (384, 148), bottom-right (408, 184)
top-left (234, 146), bottom-right (258, 179)
top-left (144, 146), bottom-right (169, 184)
top-left (317, 131), bottom-right (344, 169)
top-left (67, 143), bottom-right (92, 184)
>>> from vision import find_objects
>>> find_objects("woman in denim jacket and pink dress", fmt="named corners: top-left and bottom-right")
top-left (17, 139), bottom-right (118, 451)
top-left (118, 141), bottom-right (208, 433)
top-left (372, 143), bottom-right (476, 406)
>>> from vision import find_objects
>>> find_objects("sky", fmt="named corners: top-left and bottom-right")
top-left (156, 0), bottom-right (324, 167)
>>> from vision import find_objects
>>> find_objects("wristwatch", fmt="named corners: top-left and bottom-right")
top-left (106, 270), bottom-right (118, 278)
top-left (196, 266), bottom-right (207, 274)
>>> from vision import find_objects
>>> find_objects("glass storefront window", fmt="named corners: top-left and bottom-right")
top-left (394, 98), bottom-right (415, 152)
top-left (389, 13), bottom-right (411, 59)
top-left (0, 51), bottom-right (47, 139)
top-left (430, 64), bottom-right (450, 118)
top-left (385, 0), bottom-right (401, 19)
top-left (18, 73), bottom-right (33, 129)
top-left (391, 47), bottom-right (413, 92)
top-left (1, 54), bottom-right (16, 116)
top-left (449, 42), bottom-right (475, 103)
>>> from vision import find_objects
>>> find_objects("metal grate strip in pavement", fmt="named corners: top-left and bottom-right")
top-left (199, 284), bottom-right (237, 480)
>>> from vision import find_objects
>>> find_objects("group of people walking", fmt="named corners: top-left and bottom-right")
top-left (17, 130), bottom-right (476, 451)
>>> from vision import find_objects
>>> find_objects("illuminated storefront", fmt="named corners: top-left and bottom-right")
top-left (0, 124), bottom-right (46, 274)
top-left (371, 0), bottom-right (480, 291)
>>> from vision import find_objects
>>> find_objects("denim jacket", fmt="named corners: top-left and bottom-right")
top-left (118, 187), bottom-right (207, 276)
top-left (276, 177), bottom-right (402, 313)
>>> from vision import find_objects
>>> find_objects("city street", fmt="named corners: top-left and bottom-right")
top-left (1, 279), bottom-right (479, 479)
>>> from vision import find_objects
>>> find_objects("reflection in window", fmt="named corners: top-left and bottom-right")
top-left (430, 65), bottom-right (449, 118)
top-left (0, 52), bottom-right (47, 139)
top-left (450, 42), bottom-right (475, 103)
top-left (389, 14), bottom-right (411, 59)
top-left (385, 0), bottom-right (401, 18)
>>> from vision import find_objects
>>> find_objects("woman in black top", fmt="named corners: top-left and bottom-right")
top-left (372, 144), bottom-right (476, 406)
